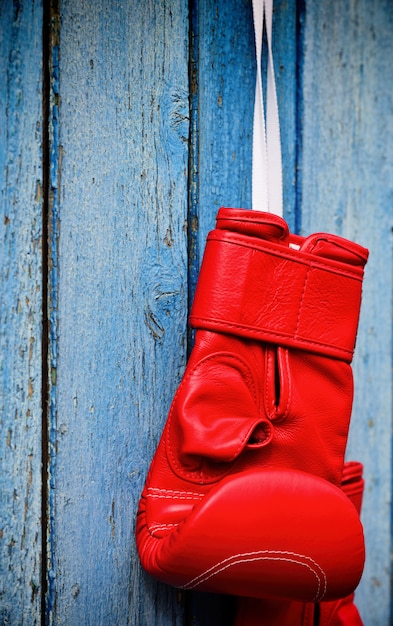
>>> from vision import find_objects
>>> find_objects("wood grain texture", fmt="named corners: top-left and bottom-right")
top-left (48, 1), bottom-right (189, 624)
top-left (300, 2), bottom-right (393, 623)
top-left (0, 2), bottom-right (43, 624)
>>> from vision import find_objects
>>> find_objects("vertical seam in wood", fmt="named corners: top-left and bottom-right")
top-left (184, 0), bottom-right (198, 623)
top-left (187, 0), bottom-right (200, 357)
top-left (42, 0), bottom-right (60, 623)
top-left (295, 0), bottom-right (305, 235)
top-left (41, 0), bottom-right (50, 622)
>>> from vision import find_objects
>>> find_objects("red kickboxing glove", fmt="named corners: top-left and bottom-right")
top-left (136, 208), bottom-right (368, 602)
top-left (234, 461), bottom-right (365, 625)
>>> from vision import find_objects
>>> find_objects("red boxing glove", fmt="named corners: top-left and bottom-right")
top-left (234, 461), bottom-right (365, 625)
top-left (136, 208), bottom-right (368, 602)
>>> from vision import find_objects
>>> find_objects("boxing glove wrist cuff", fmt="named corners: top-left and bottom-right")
top-left (190, 229), bottom-right (367, 362)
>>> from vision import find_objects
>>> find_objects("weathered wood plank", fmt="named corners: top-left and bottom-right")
top-left (195, 0), bottom-right (298, 259)
top-left (48, 1), bottom-right (189, 624)
top-left (300, 2), bottom-right (393, 623)
top-left (0, 1), bottom-right (43, 623)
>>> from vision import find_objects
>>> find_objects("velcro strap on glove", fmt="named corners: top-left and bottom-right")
top-left (190, 230), bottom-right (366, 362)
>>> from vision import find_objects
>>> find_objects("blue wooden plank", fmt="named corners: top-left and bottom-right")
top-left (47, 1), bottom-right (189, 624)
top-left (300, 2), bottom-right (393, 623)
top-left (0, 1), bottom-right (43, 623)
top-left (195, 0), bottom-right (298, 262)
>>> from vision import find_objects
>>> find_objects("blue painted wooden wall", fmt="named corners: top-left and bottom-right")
top-left (0, 1), bottom-right (392, 624)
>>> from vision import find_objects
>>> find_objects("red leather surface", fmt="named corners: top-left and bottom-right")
top-left (137, 469), bottom-right (364, 601)
top-left (233, 461), bottom-right (365, 624)
top-left (136, 208), bottom-right (368, 602)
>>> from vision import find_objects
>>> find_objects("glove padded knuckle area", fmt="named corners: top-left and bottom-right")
top-left (136, 469), bottom-right (365, 602)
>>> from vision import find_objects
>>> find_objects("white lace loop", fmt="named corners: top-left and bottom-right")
top-left (252, 0), bottom-right (283, 216)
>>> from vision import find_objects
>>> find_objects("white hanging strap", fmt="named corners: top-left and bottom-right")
top-left (252, 0), bottom-right (283, 216)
